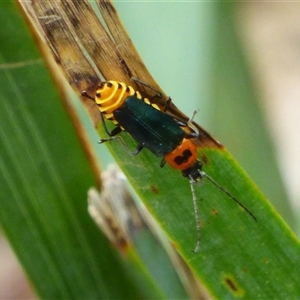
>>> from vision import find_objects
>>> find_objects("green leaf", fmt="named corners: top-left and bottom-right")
top-left (104, 130), bottom-right (300, 298)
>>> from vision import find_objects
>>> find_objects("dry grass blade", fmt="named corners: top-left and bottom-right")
top-left (57, 1), bottom-right (125, 82)
top-left (97, 0), bottom-right (161, 91)
top-left (29, 2), bottom-right (99, 89)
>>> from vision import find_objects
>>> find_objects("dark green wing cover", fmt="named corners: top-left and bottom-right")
top-left (113, 97), bottom-right (185, 157)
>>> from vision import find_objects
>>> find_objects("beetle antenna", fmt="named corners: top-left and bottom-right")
top-left (200, 171), bottom-right (257, 222)
top-left (187, 110), bottom-right (199, 137)
top-left (189, 177), bottom-right (201, 253)
top-left (130, 77), bottom-right (163, 98)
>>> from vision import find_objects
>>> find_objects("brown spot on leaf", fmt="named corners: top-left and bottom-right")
top-left (212, 208), bottom-right (219, 216)
top-left (225, 278), bottom-right (238, 292)
top-left (222, 274), bottom-right (245, 297)
top-left (150, 185), bottom-right (159, 194)
top-left (200, 154), bottom-right (209, 165)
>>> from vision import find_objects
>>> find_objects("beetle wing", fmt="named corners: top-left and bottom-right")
top-left (114, 97), bottom-right (185, 157)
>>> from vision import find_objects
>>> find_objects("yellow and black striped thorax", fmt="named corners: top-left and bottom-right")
top-left (95, 81), bottom-right (159, 124)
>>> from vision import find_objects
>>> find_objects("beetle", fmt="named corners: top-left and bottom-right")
top-left (82, 80), bottom-right (256, 252)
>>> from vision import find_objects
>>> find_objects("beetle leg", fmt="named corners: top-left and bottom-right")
top-left (160, 158), bottom-right (166, 168)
